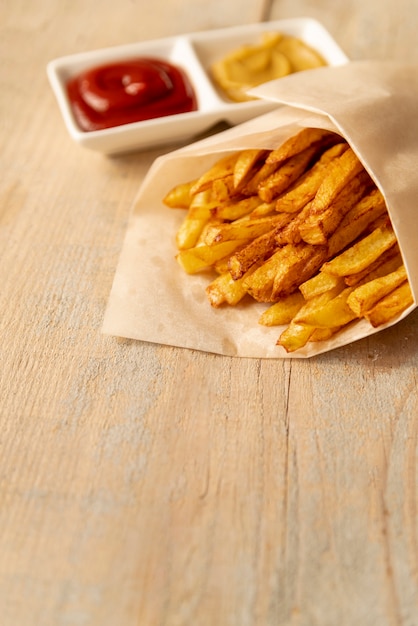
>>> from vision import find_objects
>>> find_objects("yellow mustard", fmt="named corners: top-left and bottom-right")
top-left (211, 32), bottom-right (327, 102)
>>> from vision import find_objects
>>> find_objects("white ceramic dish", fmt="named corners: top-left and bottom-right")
top-left (47, 18), bottom-right (348, 155)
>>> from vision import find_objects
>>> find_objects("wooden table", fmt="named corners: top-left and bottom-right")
top-left (2, 1), bottom-right (418, 624)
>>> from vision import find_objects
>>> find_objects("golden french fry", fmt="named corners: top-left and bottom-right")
top-left (176, 240), bottom-right (248, 274)
top-left (276, 287), bottom-right (344, 351)
top-left (204, 214), bottom-right (285, 245)
top-left (299, 272), bottom-right (345, 300)
top-left (266, 127), bottom-right (338, 164)
top-left (206, 264), bottom-right (260, 307)
top-left (249, 201), bottom-right (277, 218)
top-left (176, 215), bottom-right (212, 250)
top-left (206, 271), bottom-right (247, 307)
top-left (274, 200), bottom-right (313, 245)
top-left (309, 327), bottom-right (342, 342)
top-left (293, 283), bottom-right (346, 321)
top-left (228, 227), bottom-right (283, 279)
top-left (242, 160), bottom-right (281, 196)
top-left (365, 281), bottom-right (414, 327)
top-left (213, 255), bottom-right (234, 275)
top-left (343, 245), bottom-right (401, 287)
top-left (295, 287), bottom-right (357, 328)
top-left (278, 319), bottom-right (341, 352)
top-left (298, 169), bottom-right (372, 245)
top-left (190, 153), bottom-right (238, 195)
top-left (187, 189), bottom-right (219, 218)
top-left (258, 291), bottom-right (305, 326)
top-left (212, 175), bottom-right (236, 202)
top-left (241, 246), bottom-right (288, 302)
top-left (275, 142), bottom-right (348, 213)
top-left (175, 187), bottom-right (225, 249)
top-left (233, 149), bottom-right (268, 190)
top-left (321, 225), bottom-right (397, 277)
top-left (347, 265), bottom-right (408, 316)
top-left (327, 187), bottom-right (387, 257)
top-left (277, 321), bottom-right (315, 352)
top-left (163, 180), bottom-right (196, 208)
top-left (271, 244), bottom-right (328, 301)
top-left (257, 145), bottom-right (318, 203)
top-left (244, 243), bottom-right (327, 302)
top-left (210, 195), bottom-right (262, 221)
top-left (308, 147), bottom-right (365, 214)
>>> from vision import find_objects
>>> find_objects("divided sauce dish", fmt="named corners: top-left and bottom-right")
top-left (47, 18), bottom-right (348, 154)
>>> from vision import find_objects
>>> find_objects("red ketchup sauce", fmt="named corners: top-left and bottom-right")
top-left (67, 57), bottom-right (198, 131)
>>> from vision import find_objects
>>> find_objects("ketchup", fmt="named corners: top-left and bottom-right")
top-left (67, 57), bottom-right (198, 131)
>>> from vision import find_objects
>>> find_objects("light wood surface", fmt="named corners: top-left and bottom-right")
top-left (2, 1), bottom-right (418, 625)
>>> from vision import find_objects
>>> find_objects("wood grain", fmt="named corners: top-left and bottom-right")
top-left (1, 1), bottom-right (418, 625)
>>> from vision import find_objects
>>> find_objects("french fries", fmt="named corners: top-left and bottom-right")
top-left (163, 128), bottom-right (414, 353)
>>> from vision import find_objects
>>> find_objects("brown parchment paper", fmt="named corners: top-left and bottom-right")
top-left (102, 61), bottom-right (418, 358)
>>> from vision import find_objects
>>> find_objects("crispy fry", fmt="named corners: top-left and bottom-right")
top-left (274, 200), bottom-right (314, 245)
top-left (213, 255), bottom-right (234, 275)
top-left (327, 187), bottom-right (387, 257)
top-left (241, 160), bottom-right (280, 196)
top-left (259, 291), bottom-right (305, 326)
top-left (175, 187), bottom-right (225, 249)
top-left (163, 180), bottom-right (196, 208)
top-left (228, 227), bottom-right (283, 279)
top-left (266, 128), bottom-right (339, 164)
top-left (309, 327), bottom-right (342, 342)
top-left (176, 215), bottom-right (212, 250)
top-left (277, 284), bottom-right (345, 351)
top-left (212, 175), bottom-right (236, 202)
top-left (241, 246), bottom-right (289, 302)
top-left (233, 149), bottom-right (268, 190)
top-left (210, 195), bottom-right (262, 221)
top-left (277, 321), bottom-right (315, 352)
top-left (321, 224), bottom-right (397, 277)
top-left (343, 245), bottom-right (401, 287)
top-left (249, 201), bottom-right (277, 218)
top-left (206, 267), bottom-right (256, 307)
top-left (307, 147), bottom-right (365, 214)
top-left (347, 265), bottom-right (407, 316)
top-left (271, 244), bottom-right (328, 300)
top-left (176, 240), bottom-right (248, 274)
top-left (295, 287), bottom-right (357, 328)
top-left (257, 145), bottom-right (318, 203)
top-left (278, 319), bottom-right (341, 352)
top-left (298, 169), bottom-right (372, 245)
top-left (275, 142), bottom-right (348, 213)
top-left (293, 283), bottom-right (346, 321)
top-left (187, 189), bottom-right (219, 218)
top-left (365, 281), bottom-right (414, 327)
top-left (204, 214), bottom-right (287, 245)
top-left (243, 242), bottom-right (327, 302)
top-left (299, 272), bottom-right (345, 300)
top-left (190, 153), bottom-right (238, 195)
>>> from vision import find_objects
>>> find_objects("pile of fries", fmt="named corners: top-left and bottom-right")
top-left (163, 128), bottom-right (413, 352)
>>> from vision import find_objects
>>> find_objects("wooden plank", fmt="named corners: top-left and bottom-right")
top-left (1, 0), bottom-right (418, 625)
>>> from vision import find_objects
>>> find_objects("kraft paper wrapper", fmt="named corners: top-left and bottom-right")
top-left (103, 61), bottom-right (418, 358)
